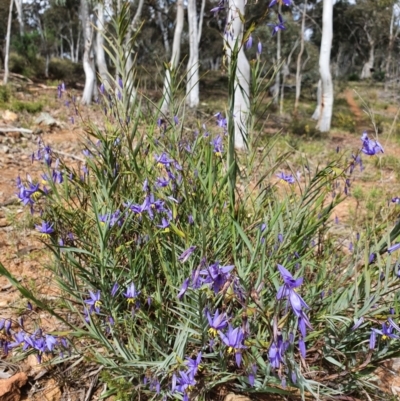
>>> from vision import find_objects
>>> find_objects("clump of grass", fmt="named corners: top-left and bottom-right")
top-left (10, 100), bottom-right (43, 113)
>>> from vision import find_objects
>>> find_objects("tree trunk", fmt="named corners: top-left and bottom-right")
top-left (3, 0), bottom-right (13, 85)
top-left (81, 0), bottom-right (95, 105)
top-left (294, 0), bottom-right (307, 114)
top-left (95, 1), bottom-right (110, 91)
top-left (312, 0), bottom-right (333, 132)
top-left (123, 0), bottom-right (145, 102)
top-left (274, 3), bottom-right (282, 107)
top-left (14, 0), bottom-right (23, 36)
top-left (160, 0), bottom-right (184, 114)
top-left (157, 1), bottom-right (170, 55)
top-left (75, 28), bottom-right (81, 63)
top-left (198, 0), bottom-right (206, 45)
top-left (226, 0), bottom-right (250, 149)
top-left (360, 32), bottom-right (374, 79)
top-left (186, 0), bottom-right (199, 108)
top-left (385, 3), bottom-right (396, 91)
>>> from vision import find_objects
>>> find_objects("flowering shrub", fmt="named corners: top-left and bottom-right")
top-left (1, 4), bottom-right (400, 401)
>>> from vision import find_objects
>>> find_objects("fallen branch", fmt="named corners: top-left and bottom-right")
top-left (0, 126), bottom-right (33, 134)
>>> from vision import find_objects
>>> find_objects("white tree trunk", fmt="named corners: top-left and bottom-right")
top-left (186, 0), bottom-right (200, 108)
top-left (313, 0), bottom-right (333, 132)
top-left (81, 0), bottom-right (95, 105)
top-left (14, 0), bottom-right (23, 36)
top-left (157, 1), bottom-right (170, 55)
top-left (360, 36), bottom-right (374, 80)
top-left (274, 3), bottom-right (282, 107)
top-left (294, 0), bottom-right (307, 113)
top-left (161, 0), bottom-right (184, 114)
top-left (3, 0), bottom-right (13, 85)
top-left (385, 4), bottom-right (395, 91)
top-left (95, 1), bottom-right (110, 91)
top-left (123, 0), bottom-right (145, 101)
top-left (75, 28), bottom-right (81, 63)
top-left (198, 0), bottom-right (206, 45)
top-left (226, 0), bottom-right (250, 149)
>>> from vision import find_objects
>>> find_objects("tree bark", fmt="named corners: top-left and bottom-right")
top-left (226, 0), bottom-right (250, 149)
top-left (14, 0), bottom-right (23, 36)
top-left (385, 2), bottom-right (396, 91)
top-left (81, 0), bottom-right (95, 105)
top-left (161, 0), bottom-right (184, 114)
top-left (198, 0), bottom-right (206, 45)
top-left (312, 0), bottom-right (333, 132)
top-left (274, 3), bottom-right (282, 107)
top-left (95, 1), bottom-right (110, 91)
top-left (186, 0), bottom-right (200, 108)
top-left (3, 0), bottom-right (13, 85)
top-left (360, 31), bottom-right (374, 79)
top-left (294, 0), bottom-right (307, 114)
top-left (156, 1), bottom-right (170, 55)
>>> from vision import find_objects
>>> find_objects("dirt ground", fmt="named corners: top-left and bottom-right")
top-left (1, 81), bottom-right (400, 400)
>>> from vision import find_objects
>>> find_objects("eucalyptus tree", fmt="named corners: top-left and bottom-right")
top-left (186, 0), bottom-right (200, 108)
top-left (225, 0), bottom-right (250, 149)
top-left (312, 0), bottom-right (333, 132)
top-left (160, 0), bottom-right (184, 114)
top-left (95, 0), bottom-right (110, 90)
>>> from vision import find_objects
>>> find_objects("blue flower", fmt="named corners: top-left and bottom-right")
top-left (268, 14), bottom-right (286, 36)
top-left (185, 352), bottom-right (202, 377)
top-left (276, 172), bottom-right (295, 184)
top-left (219, 325), bottom-right (247, 366)
top-left (85, 290), bottom-right (102, 314)
top-left (206, 309), bottom-right (228, 337)
top-left (36, 221), bottom-right (55, 239)
top-left (200, 262), bottom-right (234, 293)
top-left (123, 283), bottom-right (140, 305)
top-left (178, 246), bottom-right (196, 263)
top-left (361, 132), bottom-right (384, 156)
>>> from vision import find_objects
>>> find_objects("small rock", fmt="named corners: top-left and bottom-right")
top-left (0, 219), bottom-right (9, 227)
top-left (2, 110), bottom-right (18, 123)
top-left (42, 379), bottom-right (61, 401)
top-left (0, 372), bottom-right (28, 401)
top-left (1, 145), bottom-right (10, 154)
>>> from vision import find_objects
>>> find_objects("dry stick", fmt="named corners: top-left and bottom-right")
top-left (0, 127), bottom-right (33, 134)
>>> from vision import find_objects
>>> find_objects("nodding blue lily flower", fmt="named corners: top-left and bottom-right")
top-left (351, 316), bottom-right (365, 331)
top-left (219, 325), bottom-right (247, 367)
top-left (276, 171), bottom-right (295, 184)
top-left (200, 262), bottom-right (234, 293)
top-left (124, 283), bottom-right (140, 305)
top-left (211, 135), bottom-right (223, 157)
top-left (172, 370), bottom-right (196, 400)
top-left (257, 41), bottom-right (262, 55)
top-left (36, 221), bottom-right (54, 238)
top-left (361, 132), bottom-right (384, 155)
top-left (248, 363), bottom-right (257, 386)
top-left (206, 309), bottom-right (228, 337)
top-left (85, 290), bottom-right (102, 314)
top-left (392, 197), bottom-right (400, 204)
top-left (269, 338), bottom-right (284, 369)
top-left (369, 323), bottom-right (398, 349)
top-left (245, 35), bottom-right (253, 49)
top-left (388, 243), bottom-right (400, 254)
top-left (185, 352), bottom-right (202, 377)
top-left (111, 283), bottom-right (119, 297)
top-left (154, 152), bottom-right (175, 168)
top-left (178, 246), bottom-right (196, 263)
top-left (269, 14), bottom-right (286, 36)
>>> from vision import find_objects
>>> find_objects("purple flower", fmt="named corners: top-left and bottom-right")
top-left (178, 246), bottom-right (196, 263)
top-left (173, 370), bottom-right (196, 398)
top-left (351, 317), bottom-right (364, 331)
top-left (277, 264), bottom-right (303, 292)
top-left (124, 283), bottom-right (140, 304)
top-left (392, 197), bottom-right (400, 204)
top-left (219, 325), bottom-right (247, 366)
top-left (177, 278), bottom-right (190, 300)
top-left (257, 41), bottom-right (262, 55)
top-left (361, 132), bottom-right (384, 156)
top-left (298, 338), bottom-right (306, 358)
top-left (388, 243), bottom-right (400, 254)
top-left (155, 153), bottom-right (175, 168)
top-left (276, 171), bottom-right (295, 184)
top-left (269, 14), bottom-right (286, 36)
top-left (245, 35), bottom-right (253, 49)
top-left (36, 221), bottom-right (54, 238)
top-left (200, 262), bottom-right (235, 293)
top-left (85, 290), bottom-right (102, 314)
top-left (211, 136), bottom-right (223, 157)
top-left (111, 283), bottom-right (119, 297)
top-left (185, 352), bottom-right (202, 377)
top-left (268, 340), bottom-right (283, 369)
top-left (206, 309), bottom-right (228, 336)
top-left (248, 364), bottom-right (257, 386)
top-left (269, 0), bottom-right (291, 6)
